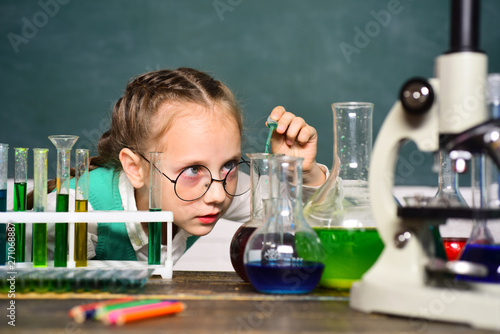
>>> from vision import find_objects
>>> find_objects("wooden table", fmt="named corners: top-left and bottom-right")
top-left (0, 271), bottom-right (493, 333)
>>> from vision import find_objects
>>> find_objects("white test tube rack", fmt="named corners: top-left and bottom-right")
top-left (0, 210), bottom-right (174, 279)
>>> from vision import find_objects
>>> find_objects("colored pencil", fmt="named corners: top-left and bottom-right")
top-left (69, 298), bottom-right (135, 324)
top-left (95, 299), bottom-right (162, 320)
top-left (106, 300), bottom-right (185, 326)
top-left (103, 300), bottom-right (179, 325)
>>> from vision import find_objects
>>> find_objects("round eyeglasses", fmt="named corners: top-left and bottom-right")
top-left (139, 153), bottom-right (250, 201)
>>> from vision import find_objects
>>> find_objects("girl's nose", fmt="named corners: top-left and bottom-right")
top-left (203, 179), bottom-right (226, 204)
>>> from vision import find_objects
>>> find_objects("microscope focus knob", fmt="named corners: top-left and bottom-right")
top-left (399, 77), bottom-right (435, 115)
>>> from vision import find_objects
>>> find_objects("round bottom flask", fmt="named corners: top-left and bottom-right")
top-left (230, 153), bottom-right (279, 282)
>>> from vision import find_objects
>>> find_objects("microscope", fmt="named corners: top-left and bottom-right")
top-left (349, 0), bottom-right (500, 330)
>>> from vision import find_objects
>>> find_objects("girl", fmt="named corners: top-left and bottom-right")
top-left (44, 68), bottom-right (327, 264)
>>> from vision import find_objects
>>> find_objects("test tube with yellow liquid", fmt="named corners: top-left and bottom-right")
top-left (148, 152), bottom-right (162, 265)
top-left (33, 148), bottom-right (48, 267)
top-left (49, 135), bottom-right (78, 267)
top-left (74, 149), bottom-right (89, 267)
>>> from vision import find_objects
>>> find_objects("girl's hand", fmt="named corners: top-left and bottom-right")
top-left (267, 106), bottom-right (326, 186)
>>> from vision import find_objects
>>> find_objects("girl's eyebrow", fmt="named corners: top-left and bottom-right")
top-left (174, 153), bottom-right (242, 166)
top-left (171, 156), bottom-right (242, 170)
top-left (172, 159), bottom-right (208, 167)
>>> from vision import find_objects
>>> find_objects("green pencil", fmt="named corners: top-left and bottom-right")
top-left (95, 299), bottom-right (162, 320)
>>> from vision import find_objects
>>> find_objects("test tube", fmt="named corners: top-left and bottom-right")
top-left (148, 152), bottom-right (162, 265)
top-left (13, 147), bottom-right (28, 262)
top-left (49, 135), bottom-right (78, 267)
top-left (74, 149), bottom-right (89, 267)
top-left (488, 73), bottom-right (500, 118)
top-left (33, 148), bottom-right (48, 267)
top-left (487, 74), bottom-right (500, 204)
top-left (0, 144), bottom-right (8, 265)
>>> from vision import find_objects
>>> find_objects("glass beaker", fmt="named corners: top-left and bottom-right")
top-left (229, 153), bottom-right (280, 282)
top-left (244, 156), bottom-right (325, 294)
top-left (303, 102), bottom-right (384, 289)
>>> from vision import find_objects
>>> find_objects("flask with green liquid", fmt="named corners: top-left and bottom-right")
top-left (303, 102), bottom-right (384, 290)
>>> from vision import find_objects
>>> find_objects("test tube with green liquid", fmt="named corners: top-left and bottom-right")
top-left (148, 152), bottom-right (162, 265)
top-left (33, 148), bottom-right (48, 267)
top-left (0, 144), bottom-right (8, 265)
top-left (49, 135), bottom-right (78, 267)
top-left (74, 149), bottom-right (89, 267)
top-left (13, 147), bottom-right (28, 262)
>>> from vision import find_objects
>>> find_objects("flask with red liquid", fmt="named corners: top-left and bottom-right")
top-left (229, 153), bottom-right (281, 282)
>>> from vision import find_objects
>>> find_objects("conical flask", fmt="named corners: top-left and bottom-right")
top-left (458, 145), bottom-right (499, 282)
top-left (303, 102), bottom-right (384, 289)
top-left (244, 156), bottom-right (325, 294)
top-left (431, 149), bottom-right (469, 260)
top-left (230, 153), bottom-right (282, 282)
top-left (458, 219), bottom-right (499, 282)
top-left (431, 149), bottom-right (468, 207)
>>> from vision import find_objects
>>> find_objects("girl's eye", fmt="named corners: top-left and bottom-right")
top-left (182, 166), bottom-right (201, 177)
top-left (222, 161), bottom-right (237, 173)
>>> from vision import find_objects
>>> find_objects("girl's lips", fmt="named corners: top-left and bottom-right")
top-left (197, 214), bottom-right (219, 224)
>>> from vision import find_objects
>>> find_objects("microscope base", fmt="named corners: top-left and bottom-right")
top-left (350, 275), bottom-right (500, 331)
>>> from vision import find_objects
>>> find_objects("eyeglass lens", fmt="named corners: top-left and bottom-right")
top-left (175, 161), bottom-right (250, 201)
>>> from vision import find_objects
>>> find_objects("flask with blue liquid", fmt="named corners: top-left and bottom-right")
top-left (243, 156), bottom-right (324, 294)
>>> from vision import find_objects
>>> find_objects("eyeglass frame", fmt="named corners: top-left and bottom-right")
top-left (137, 152), bottom-right (250, 202)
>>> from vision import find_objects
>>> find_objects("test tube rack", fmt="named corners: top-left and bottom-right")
top-left (1, 210), bottom-right (174, 281)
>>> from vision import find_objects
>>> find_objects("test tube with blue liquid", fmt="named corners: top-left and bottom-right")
top-left (49, 135), bottom-right (78, 267)
top-left (74, 149), bottom-right (89, 267)
top-left (33, 148), bottom-right (48, 267)
top-left (13, 147), bottom-right (28, 262)
top-left (0, 143), bottom-right (8, 265)
top-left (148, 152), bottom-right (162, 265)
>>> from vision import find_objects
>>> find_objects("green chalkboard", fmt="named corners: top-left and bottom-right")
top-left (1, 0), bottom-right (499, 185)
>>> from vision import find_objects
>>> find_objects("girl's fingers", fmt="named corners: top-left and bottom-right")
top-left (296, 125), bottom-right (317, 146)
top-left (268, 106), bottom-right (317, 146)
top-left (283, 116), bottom-right (307, 145)
top-left (269, 106), bottom-right (286, 123)
top-left (275, 112), bottom-right (295, 134)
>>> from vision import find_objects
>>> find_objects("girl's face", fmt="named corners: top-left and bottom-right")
top-left (154, 103), bottom-right (242, 236)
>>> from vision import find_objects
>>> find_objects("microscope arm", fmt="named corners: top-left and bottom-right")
top-left (369, 80), bottom-right (439, 246)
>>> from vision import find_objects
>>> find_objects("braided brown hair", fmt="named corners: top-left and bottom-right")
top-left (28, 68), bottom-right (243, 209)
top-left (92, 67), bottom-right (243, 169)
